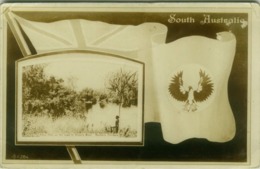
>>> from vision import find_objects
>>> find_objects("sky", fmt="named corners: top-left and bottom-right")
top-left (43, 57), bottom-right (138, 92)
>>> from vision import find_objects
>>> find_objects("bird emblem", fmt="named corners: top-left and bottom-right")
top-left (169, 69), bottom-right (214, 112)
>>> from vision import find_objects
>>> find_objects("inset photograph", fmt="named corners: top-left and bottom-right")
top-left (16, 52), bottom-right (144, 145)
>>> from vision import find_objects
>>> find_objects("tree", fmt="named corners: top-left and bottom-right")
top-left (22, 64), bottom-right (79, 118)
top-left (22, 64), bottom-right (48, 100)
top-left (107, 69), bottom-right (138, 132)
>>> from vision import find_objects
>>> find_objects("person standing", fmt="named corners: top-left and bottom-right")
top-left (115, 116), bottom-right (119, 133)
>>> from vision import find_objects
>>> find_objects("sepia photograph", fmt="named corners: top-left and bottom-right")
top-left (0, 2), bottom-right (259, 169)
top-left (16, 52), bottom-right (144, 144)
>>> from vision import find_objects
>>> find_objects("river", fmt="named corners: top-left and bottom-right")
top-left (84, 103), bottom-right (139, 132)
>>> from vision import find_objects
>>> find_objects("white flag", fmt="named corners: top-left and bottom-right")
top-left (152, 32), bottom-right (236, 143)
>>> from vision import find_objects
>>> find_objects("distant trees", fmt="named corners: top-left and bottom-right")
top-left (79, 88), bottom-right (96, 103)
top-left (22, 65), bottom-right (139, 121)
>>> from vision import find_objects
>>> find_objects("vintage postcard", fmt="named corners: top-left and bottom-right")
top-left (0, 2), bottom-right (259, 169)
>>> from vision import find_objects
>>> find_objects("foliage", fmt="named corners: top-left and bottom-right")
top-left (22, 65), bottom-right (138, 121)
top-left (22, 64), bottom-right (78, 118)
top-left (107, 69), bottom-right (138, 108)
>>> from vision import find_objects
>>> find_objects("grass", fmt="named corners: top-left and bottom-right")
top-left (22, 113), bottom-right (137, 138)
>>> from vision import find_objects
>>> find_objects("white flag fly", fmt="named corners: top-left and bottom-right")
top-left (152, 32), bottom-right (236, 143)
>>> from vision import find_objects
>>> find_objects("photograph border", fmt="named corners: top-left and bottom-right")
top-left (15, 49), bottom-right (145, 146)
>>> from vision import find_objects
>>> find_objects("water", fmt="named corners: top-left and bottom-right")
top-left (84, 103), bottom-right (139, 131)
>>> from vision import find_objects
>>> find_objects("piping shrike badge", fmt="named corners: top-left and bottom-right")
top-left (168, 65), bottom-right (215, 112)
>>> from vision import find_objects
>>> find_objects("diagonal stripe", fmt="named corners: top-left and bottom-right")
top-left (90, 26), bottom-right (126, 46)
top-left (66, 146), bottom-right (82, 164)
top-left (14, 14), bottom-right (72, 46)
top-left (70, 20), bottom-right (86, 48)
top-left (5, 12), bottom-right (32, 56)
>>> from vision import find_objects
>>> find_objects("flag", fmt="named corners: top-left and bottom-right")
top-left (152, 32), bottom-right (236, 143)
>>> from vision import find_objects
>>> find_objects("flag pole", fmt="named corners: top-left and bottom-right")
top-left (4, 10), bottom-right (32, 57)
top-left (66, 145), bottom-right (82, 164)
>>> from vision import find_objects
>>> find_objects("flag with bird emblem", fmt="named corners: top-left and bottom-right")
top-left (169, 69), bottom-right (214, 112)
